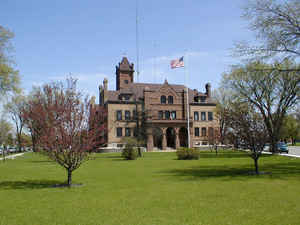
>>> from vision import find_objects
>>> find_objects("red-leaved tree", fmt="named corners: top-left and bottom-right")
top-left (22, 78), bottom-right (106, 187)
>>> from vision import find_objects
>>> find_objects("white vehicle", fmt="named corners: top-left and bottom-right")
top-left (263, 144), bottom-right (270, 152)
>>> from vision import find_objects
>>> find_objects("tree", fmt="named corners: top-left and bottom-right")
top-left (208, 127), bottom-right (221, 155)
top-left (213, 88), bottom-right (233, 144)
top-left (227, 101), bottom-right (268, 175)
top-left (5, 94), bottom-right (26, 152)
top-left (0, 118), bottom-right (13, 162)
top-left (222, 60), bottom-right (300, 152)
top-left (124, 100), bottom-right (148, 157)
top-left (280, 114), bottom-right (300, 145)
top-left (0, 26), bottom-right (20, 97)
top-left (21, 78), bottom-right (104, 187)
top-left (236, 0), bottom-right (300, 60)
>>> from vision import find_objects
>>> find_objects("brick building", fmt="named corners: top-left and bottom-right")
top-left (98, 57), bottom-right (219, 151)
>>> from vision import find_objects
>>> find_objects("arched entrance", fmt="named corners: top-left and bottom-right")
top-left (153, 127), bottom-right (163, 149)
top-left (166, 127), bottom-right (176, 149)
top-left (179, 127), bottom-right (188, 147)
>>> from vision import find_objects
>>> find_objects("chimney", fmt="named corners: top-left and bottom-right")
top-left (205, 83), bottom-right (211, 98)
top-left (103, 78), bottom-right (108, 90)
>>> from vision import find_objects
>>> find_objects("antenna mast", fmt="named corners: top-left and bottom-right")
top-left (136, 0), bottom-right (140, 82)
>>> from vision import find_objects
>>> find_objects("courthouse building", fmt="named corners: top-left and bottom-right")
top-left (97, 57), bottom-right (219, 151)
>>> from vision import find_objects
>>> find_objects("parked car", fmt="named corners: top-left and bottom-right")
top-left (8, 148), bottom-right (16, 153)
top-left (263, 143), bottom-right (270, 152)
top-left (277, 142), bottom-right (289, 153)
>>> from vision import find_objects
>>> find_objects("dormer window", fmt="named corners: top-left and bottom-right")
top-left (200, 96), bottom-right (206, 103)
top-left (168, 96), bottom-right (173, 104)
top-left (161, 95), bottom-right (166, 104)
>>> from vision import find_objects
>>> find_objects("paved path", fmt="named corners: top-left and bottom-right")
top-left (287, 146), bottom-right (300, 156)
top-left (0, 153), bottom-right (24, 160)
top-left (281, 146), bottom-right (300, 158)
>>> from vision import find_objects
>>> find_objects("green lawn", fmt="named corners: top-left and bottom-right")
top-left (1, 151), bottom-right (300, 225)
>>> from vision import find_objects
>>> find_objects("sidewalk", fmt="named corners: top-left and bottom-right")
top-left (0, 153), bottom-right (25, 161)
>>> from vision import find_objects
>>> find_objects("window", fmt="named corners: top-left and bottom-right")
top-left (125, 110), bottom-right (131, 120)
top-left (165, 111), bottom-right (170, 119)
top-left (208, 112), bottom-right (213, 121)
top-left (116, 110), bottom-right (122, 121)
top-left (133, 110), bottom-right (137, 119)
top-left (200, 96), bottom-right (206, 103)
top-left (124, 95), bottom-right (130, 100)
top-left (161, 95), bottom-right (166, 104)
top-left (125, 128), bottom-right (131, 137)
top-left (195, 127), bottom-right (200, 137)
top-left (201, 127), bottom-right (207, 137)
top-left (168, 96), bottom-right (173, 104)
top-left (116, 127), bottom-right (122, 137)
top-left (124, 80), bottom-right (129, 84)
top-left (201, 112), bottom-right (206, 121)
top-left (194, 111), bottom-right (199, 121)
top-left (158, 111), bottom-right (163, 119)
top-left (171, 111), bottom-right (176, 119)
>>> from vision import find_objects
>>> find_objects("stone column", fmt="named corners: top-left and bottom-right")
top-left (146, 128), bottom-right (154, 151)
top-left (175, 128), bottom-right (180, 150)
top-left (162, 128), bottom-right (167, 150)
top-left (189, 127), bottom-right (193, 148)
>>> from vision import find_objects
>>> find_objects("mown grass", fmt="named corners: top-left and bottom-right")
top-left (0, 150), bottom-right (300, 225)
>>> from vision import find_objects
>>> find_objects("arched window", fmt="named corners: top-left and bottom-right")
top-left (168, 96), bottom-right (173, 104)
top-left (161, 95), bottom-right (166, 104)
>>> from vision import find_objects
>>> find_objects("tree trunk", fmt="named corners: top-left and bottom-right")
top-left (17, 133), bottom-right (22, 152)
top-left (270, 137), bottom-right (278, 153)
top-left (31, 134), bottom-right (36, 152)
top-left (67, 169), bottom-right (72, 187)
top-left (138, 147), bottom-right (142, 157)
top-left (2, 146), bottom-right (6, 162)
top-left (254, 158), bottom-right (259, 175)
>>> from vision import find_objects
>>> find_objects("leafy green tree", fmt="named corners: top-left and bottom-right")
top-left (0, 26), bottom-right (20, 97)
top-left (280, 115), bottom-right (300, 145)
top-left (17, 133), bottom-right (32, 149)
top-left (5, 94), bottom-right (26, 152)
top-left (236, 0), bottom-right (300, 60)
top-left (222, 60), bottom-right (300, 152)
top-left (0, 118), bottom-right (13, 161)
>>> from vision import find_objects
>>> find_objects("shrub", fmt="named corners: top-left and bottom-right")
top-left (122, 138), bottom-right (139, 160)
top-left (176, 148), bottom-right (200, 160)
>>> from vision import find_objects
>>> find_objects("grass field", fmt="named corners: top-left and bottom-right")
top-left (1, 151), bottom-right (300, 225)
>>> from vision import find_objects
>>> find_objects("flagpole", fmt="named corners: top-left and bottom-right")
top-left (185, 52), bottom-right (191, 148)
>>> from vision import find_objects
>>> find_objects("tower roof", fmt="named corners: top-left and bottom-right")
top-left (118, 57), bottom-right (134, 71)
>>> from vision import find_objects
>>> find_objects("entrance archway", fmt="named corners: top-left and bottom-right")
top-left (153, 127), bottom-right (163, 149)
top-left (166, 127), bottom-right (176, 149)
top-left (179, 127), bottom-right (188, 147)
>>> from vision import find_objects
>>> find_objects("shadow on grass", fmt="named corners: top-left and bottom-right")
top-left (0, 180), bottom-right (65, 190)
top-left (89, 154), bottom-right (122, 159)
top-left (160, 160), bottom-right (300, 181)
top-left (29, 160), bottom-right (54, 163)
top-left (199, 151), bottom-right (272, 159)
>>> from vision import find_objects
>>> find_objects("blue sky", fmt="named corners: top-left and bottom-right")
top-left (1, 0), bottom-right (254, 101)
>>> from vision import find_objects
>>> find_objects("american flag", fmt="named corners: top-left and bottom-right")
top-left (170, 56), bottom-right (184, 69)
